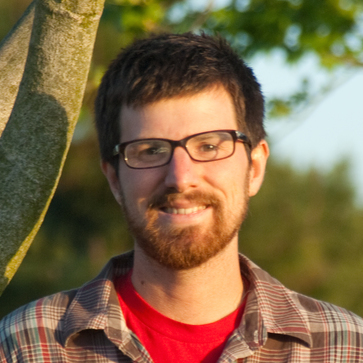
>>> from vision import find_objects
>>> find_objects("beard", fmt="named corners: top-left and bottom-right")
top-left (120, 178), bottom-right (250, 270)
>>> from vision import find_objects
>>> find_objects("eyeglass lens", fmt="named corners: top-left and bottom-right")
top-left (124, 131), bottom-right (235, 169)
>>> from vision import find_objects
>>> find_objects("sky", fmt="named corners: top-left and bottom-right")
top-left (250, 52), bottom-right (363, 205)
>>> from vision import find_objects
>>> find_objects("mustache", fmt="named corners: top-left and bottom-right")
top-left (148, 189), bottom-right (220, 209)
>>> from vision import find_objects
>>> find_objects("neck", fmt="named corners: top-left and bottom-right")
top-left (131, 237), bottom-right (243, 325)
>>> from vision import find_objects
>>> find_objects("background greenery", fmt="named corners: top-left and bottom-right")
top-left (1, 0), bottom-right (363, 318)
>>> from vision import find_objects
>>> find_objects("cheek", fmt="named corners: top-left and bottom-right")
top-left (119, 168), bottom-right (164, 206)
top-left (205, 158), bottom-right (249, 198)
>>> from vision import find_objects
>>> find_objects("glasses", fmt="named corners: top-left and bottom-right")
top-left (113, 129), bottom-right (251, 169)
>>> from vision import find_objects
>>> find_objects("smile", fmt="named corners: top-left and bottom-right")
top-left (163, 206), bottom-right (207, 215)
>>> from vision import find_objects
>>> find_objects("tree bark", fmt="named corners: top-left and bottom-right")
top-left (0, 0), bottom-right (105, 295)
top-left (0, 1), bottom-right (35, 136)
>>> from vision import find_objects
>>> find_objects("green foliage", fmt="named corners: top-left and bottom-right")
top-left (241, 159), bottom-right (363, 316)
top-left (194, 0), bottom-right (363, 66)
top-left (0, 0), bottom-right (32, 40)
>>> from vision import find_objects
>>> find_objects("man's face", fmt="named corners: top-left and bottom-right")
top-left (104, 85), bottom-right (268, 269)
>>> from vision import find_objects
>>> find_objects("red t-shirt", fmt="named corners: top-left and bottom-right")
top-left (115, 271), bottom-right (246, 363)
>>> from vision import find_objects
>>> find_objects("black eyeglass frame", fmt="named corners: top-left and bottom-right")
top-left (113, 129), bottom-right (252, 169)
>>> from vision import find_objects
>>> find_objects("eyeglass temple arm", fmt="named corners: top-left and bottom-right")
top-left (235, 131), bottom-right (252, 148)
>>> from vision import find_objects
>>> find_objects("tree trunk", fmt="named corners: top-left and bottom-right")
top-left (0, 0), bottom-right (105, 295)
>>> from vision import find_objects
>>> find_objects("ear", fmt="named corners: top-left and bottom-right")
top-left (101, 161), bottom-right (122, 205)
top-left (248, 140), bottom-right (269, 197)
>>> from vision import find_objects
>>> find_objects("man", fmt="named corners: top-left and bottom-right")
top-left (1, 32), bottom-right (363, 362)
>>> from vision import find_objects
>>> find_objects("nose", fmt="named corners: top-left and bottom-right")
top-left (164, 146), bottom-right (200, 192)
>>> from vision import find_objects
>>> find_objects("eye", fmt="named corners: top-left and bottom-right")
top-left (142, 146), bottom-right (169, 155)
top-left (199, 143), bottom-right (219, 153)
top-left (192, 141), bottom-right (221, 160)
top-left (133, 142), bottom-right (171, 162)
top-left (188, 132), bottom-right (234, 161)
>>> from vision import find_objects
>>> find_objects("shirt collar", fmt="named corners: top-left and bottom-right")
top-left (239, 254), bottom-right (312, 348)
top-left (62, 251), bottom-right (312, 350)
top-left (63, 252), bottom-right (134, 347)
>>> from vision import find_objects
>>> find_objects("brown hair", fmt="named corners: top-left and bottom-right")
top-left (95, 32), bottom-right (266, 167)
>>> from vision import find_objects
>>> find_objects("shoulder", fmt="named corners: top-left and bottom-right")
top-left (0, 254), bottom-right (132, 362)
top-left (296, 292), bottom-right (363, 333)
top-left (1, 288), bottom-right (77, 327)
top-left (291, 293), bottom-right (363, 360)
top-left (0, 289), bottom-right (77, 360)
top-left (240, 253), bottom-right (363, 355)
top-left (241, 254), bottom-right (363, 332)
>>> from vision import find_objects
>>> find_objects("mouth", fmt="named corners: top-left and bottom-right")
top-left (149, 190), bottom-right (218, 219)
top-left (162, 206), bottom-right (207, 215)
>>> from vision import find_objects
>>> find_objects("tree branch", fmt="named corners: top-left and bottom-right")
top-left (0, 1), bottom-right (36, 136)
top-left (0, 0), bottom-right (105, 295)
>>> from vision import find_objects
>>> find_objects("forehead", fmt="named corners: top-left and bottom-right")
top-left (119, 85), bottom-right (238, 142)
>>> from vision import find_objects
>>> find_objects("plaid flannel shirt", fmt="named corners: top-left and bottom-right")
top-left (1, 251), bottom-right (363, 362)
